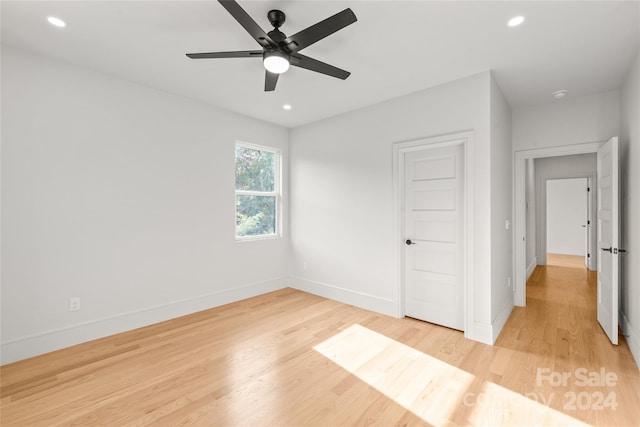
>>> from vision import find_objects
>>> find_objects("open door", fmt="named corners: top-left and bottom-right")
top-left (597, 137), bottom-right (620, 345)
top-left (585, 178), bottom-right (591, 269)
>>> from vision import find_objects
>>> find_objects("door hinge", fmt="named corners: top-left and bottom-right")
top-left (588, 253), bottom-right (591, 258)
top-left (587, 187), bottom-right (591, 192)
top-left (587, 220), bottom-right (591, 225)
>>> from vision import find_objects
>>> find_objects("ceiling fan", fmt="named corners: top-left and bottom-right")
top-left (186, 0), bottom-right (357, 91)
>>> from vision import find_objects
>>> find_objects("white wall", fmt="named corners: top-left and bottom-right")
top-left (525, 159), bottom-right (537, 278)
top-left (1, 46), bottom-right (290, 363)
top-left (534, 154), bottom-right (597, 268)
top-left (546, 178), bottom-right (588, 256)
top-left (513, 90), bottom-right (620, 151)
top-left (620, 48), bottom-right (640, 369)
top-left (489, 76), bottom-right (514, 336)
top-left (289, 71), bottom-right (506, 343)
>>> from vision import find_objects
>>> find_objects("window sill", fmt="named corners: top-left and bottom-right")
top-left (235, 234), bottom-right (281, 242)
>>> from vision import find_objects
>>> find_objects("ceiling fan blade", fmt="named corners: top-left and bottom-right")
top-left (290, 54), bottom-right (350, 80)
top-left (186, 50), bottom-right (263, 59)
top-left (265, 71), bottom-right (279, 91)
top-left (283, 8), bottom-right (356, 53)
top-left (218, 0), bottom-right (275, 48)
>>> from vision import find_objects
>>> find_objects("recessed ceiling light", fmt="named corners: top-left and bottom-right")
top-left (47, 16), bottom-right (66, 28)
top-left (283, 104), bottom-right (292, 111)
top-left (552, 90), bottom-right (568, 99)
top-left (507, 16), bottom-right (525, 27)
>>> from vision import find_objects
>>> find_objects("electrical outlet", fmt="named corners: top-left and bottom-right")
top-left (507, 277), bottom-right (512, 288)
top-left (69, 297), bottom-right (80, 312)
top-left (303, 261), bottom-right (309, 271)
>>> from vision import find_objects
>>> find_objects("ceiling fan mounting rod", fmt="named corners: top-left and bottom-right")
top-left (268, 9), bottom-right (286, 28)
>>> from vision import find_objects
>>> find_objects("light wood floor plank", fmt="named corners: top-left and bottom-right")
top-left (2, 267), bottom-right (640, 426)
top-left (547, 253), bottom-right (588, 269)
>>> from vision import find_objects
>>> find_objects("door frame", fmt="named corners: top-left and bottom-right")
top-left (514, 141), bottom-right (603, 306)
top-left (392, 131), bottom-right (474, 337)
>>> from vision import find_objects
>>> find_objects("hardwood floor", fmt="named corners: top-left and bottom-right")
top-left (2, 266), bottom-right (639, 426)
top-left (547, 253), bottom-right (587, 269)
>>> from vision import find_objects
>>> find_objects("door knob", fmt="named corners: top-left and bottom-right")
top-left (405, 239), bottom-right (416, 245)
top-left (601, 247), bottom-right (612, 253)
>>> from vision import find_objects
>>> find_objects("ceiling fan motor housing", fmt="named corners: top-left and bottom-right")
top-left (267, 29), bottom-right (286, 44)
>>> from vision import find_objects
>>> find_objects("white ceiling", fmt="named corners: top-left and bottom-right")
top-left (2, 1), bottom-right (639, 128)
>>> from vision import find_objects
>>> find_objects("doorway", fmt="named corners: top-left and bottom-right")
top-left (516, 138), bottom-right (621, 346)
top-left (546, 178), bottom-right (589, 268)
top-left (514, 142), bottom-right (601, 306)
top-left (392, 131), bottom-right (474, 336)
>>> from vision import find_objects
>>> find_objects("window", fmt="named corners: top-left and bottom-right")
top-left (235, 142), bottom-right (280, 239)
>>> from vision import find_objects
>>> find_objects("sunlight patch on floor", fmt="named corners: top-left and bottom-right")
top-left (465, 380), bottom-right (589, 426)
top-left (314, 324), bottom-right (591, 426)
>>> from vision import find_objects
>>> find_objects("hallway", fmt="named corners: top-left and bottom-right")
top-left (496, 262), bottom-right (640, 425)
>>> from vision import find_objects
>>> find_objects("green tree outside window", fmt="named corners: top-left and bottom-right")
top-left (235, 144), bottom-right (280, 238)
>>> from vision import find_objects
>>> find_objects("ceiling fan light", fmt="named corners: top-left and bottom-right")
top-left (264, 51), bottom-right (290, 74)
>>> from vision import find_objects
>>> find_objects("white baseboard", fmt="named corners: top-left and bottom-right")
top-left (290, 276), bottom-right (510, 348)
top-left (470, 322), bottom-right (493, 345)
top-left (288, 276), bottom-right (396, 317)
top-left (620, 310), bottom-right (640, 371)
top-left (469, 298), bottom-right (514, 345)
top-left (526, 257), bottom-right (537, 280)
top-left (1, 277), bottom-right (287, 365)
top-left (491, 297), bottom-right (515, 343)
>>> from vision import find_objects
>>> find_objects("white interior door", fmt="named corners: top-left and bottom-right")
top-left (404, 144), bottom-right (464, 330)
top-left (586, 178), bottom-right (592, 268)
top-left (597, 137), bottom-right (620, 345)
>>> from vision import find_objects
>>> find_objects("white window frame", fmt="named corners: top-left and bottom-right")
top-left (235, 141), bottom-right (281, 241)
